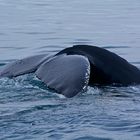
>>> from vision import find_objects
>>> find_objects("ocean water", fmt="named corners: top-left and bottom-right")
top-left (0, 0), bottom-right (140, 140)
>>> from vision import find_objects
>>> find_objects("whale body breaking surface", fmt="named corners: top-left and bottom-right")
top-left (0, 45), bottom-right (140, 98)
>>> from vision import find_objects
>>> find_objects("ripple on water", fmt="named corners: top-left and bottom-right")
top-left (1, 62), bottom-right (140, 140)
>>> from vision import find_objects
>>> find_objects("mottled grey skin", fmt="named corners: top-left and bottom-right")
top-left (0, 45), bottom-right (140, 97)
top-left (0, 54), bottom-right (52, 77)
top-left (36, 54), bottom-right (90, 98)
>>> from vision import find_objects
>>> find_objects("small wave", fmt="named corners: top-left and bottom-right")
top-left (82, 85), bottom-right (140, 99)
top-left (0, 63), bottom-right (5, 66)
top-left (103, 46), bottom-right (130, 49)
top-left (73, 136), bottom-right (111, 140)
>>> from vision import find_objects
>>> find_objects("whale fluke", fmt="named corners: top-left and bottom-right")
top-left (35, 54), bottom-right (90, 98)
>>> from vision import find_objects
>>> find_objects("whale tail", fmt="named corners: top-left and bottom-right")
top-left (1, 45), bottom-right (140, 98)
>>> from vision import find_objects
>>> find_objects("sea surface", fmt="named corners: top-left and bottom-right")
top-left (0, 0), bottom-right (140, 140)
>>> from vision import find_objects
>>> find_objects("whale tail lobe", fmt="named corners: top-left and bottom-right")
top-left (35, 54), bottom-right (90, 97)
top-left (0, 54), bottom-right (52, 78)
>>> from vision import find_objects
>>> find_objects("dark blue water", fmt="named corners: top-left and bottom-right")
top-left (0, 0), bottom-right (140, 140)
